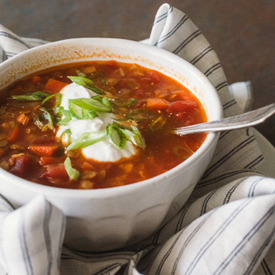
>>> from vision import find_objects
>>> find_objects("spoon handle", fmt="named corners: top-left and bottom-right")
top-left (174, 102), bottom-right (275, 136)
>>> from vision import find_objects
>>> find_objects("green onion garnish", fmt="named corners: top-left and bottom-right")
top-left (76, 70), bottom-right (86, 77)
top-left (68, 97), bottom-right (112, 117)
top-left (68, 76), bottom-right (105, 95)
top-left (173, 146), bottom-right (194, 160)
top-left (150, 116), bottom-right (166, 131)
top-left (39, 107), bottom-right (54, 126)
top-left (106, 123), bottom-right (126, 148)
top-left (123, 125), bottom-right (146, 149)
top-left (41, 93), bottom-right (62, 107)
top-left (58, 109), bottom-right (72, 125)
top-left (58, 129), bottom-right (72, 146)
top-left (113, 98), bottom-right (137, 107)
top-left (64, 157), bottom-right (80, 180)
top-left (125, 98), bottom-right (138, 107)
top-left (110, 122), bottom-right (146, 149)
top-left (67, 131), bottom-right (106, 150)
top-left (91, 72), bottom-right (106, 85)
top-left (125, 109), bottom-right (156, 121)
top-left (12, 91), bottom-right (49, 101)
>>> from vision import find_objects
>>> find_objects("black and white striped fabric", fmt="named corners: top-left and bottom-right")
top-left (0, 3), bottom-right (275, 275)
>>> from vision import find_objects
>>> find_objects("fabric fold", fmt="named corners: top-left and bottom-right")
top-left (0, 195), bottom-right (65, 275)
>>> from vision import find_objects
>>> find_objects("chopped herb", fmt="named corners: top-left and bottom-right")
top-left (58, 129), bottom-right (72, 146)
top-left (68, 97), bottom-right (112, 118)
top-left (68, 76), bottom-right (105, 95)
top-left (39, 107), bottom-right (54, 126)
top-left (106, 123), bottom-right (126, 148)
top-left (12, 91), bottom-right (49, 101)
top-left (67, 131), bottom-right (106, 150)
top-left (111, 122), bottom-right (146, 149)
top-left (41, 93), bottom-right (62, 107)
top-left (125, 109), bottom-right (156, 121)
top-left (150, 116), bottom-right (166, 131)
top-left (76, 70), bottom-right (86, 77)
top-left (64, 157), bottom-right (80, 180)
top-left (173, 146), bottom-right (194, 160)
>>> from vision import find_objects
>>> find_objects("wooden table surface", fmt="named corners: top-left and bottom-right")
top-left (1, 0), bottom-right (275, 146)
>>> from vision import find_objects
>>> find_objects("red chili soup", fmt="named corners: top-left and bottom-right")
top-left (0, 61), bottom-right (207, 189)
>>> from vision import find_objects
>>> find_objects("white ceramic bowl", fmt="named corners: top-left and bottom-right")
top-left (0, 38), bottom-right (222, 251)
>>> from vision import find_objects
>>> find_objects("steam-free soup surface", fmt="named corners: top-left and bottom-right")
top-left (0, 61), bottom-right (207, 189)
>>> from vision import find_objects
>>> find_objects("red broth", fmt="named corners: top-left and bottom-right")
top-left (0, 61), bottom-right (207, 189)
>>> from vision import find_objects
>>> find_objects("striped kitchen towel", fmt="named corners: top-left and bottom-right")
top-left (0, 3), bottom-right (275, 275)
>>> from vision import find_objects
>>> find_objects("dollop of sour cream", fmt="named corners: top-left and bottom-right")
top-left (56, 83), bottom-right (136, 162)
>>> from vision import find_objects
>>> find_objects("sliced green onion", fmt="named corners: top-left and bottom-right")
top-left (64, 157), bottom-right (80, 180)
top-left (150, 116), bottom-right (166, 131)
top-left (173, 146), bottom-right (194, 160)
top-left (126, 125), bottom-right (146, 149)
top-left (53, 107), bottom-right (72, 125)
top-left (12, 91), bottom-right (49, 101)
top-left (39, 107), bottom-right (54, 126)
top-left (58, 110), bottom-right (72, 125)
top-left (58, 129), bottom-right (72, 146)
top-left (68, 76), bottom-right (105, 95)
top-left (83, 109), bottom-right (98, 119)
top-left (69, 101), bottom-right (84, 119)
top-left (68, 97), bottom-right (112, 114)
top-left (125, 98), bottom-right (138, 107)
top-left (41, 93), bottom-right (62, 107)
top-left (34, 114), bottom-right (44, 129)
top-left (67, 131), bottom-right (106, 150)
top-left (112, 122), bottom-right (146, 149)
top-left (76, 70), bottom-right (86, 77)
top-left (106, 123), bottom-right (126, 148)
top-left (91, 72), bottom-right (106, 85)
top-left (126, 109), bottom-right (156, 121)
top-left (91, 95), bottom-right (103, 102)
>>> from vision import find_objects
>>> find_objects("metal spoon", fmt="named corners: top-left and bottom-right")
top-left (173, 102), bottom-right (275, 136)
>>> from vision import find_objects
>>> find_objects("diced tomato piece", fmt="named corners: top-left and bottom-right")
top-left (39, 156), bottom-right (65, 166)
top-left (133, 89), bottom-right (145, 99)
top-left (10, 155), bottom-right (33, 176)
top-left (31, 76), bottom-right (43, 84)
top-left (175, 112), bottom-right (194, 125)
top-left (141, 71), bottom-right (161, 84)
top-left (166, 100), bottom-right (197, 114)
top-left (135, 99), bottom-right (147, 109)
top-left (45, 79), bottom-right (68, 93)
top-left (7, 124), bottom-right (20, 142)
top-left (41, 164), bottom-right (68, 179)
top-left (171, 90), bottom-right (192, 101)
top-left (148, 71), bottom-right (161, 83)
top-left (29, 145), bottom-right (60, 157)
top-left (147, 98), bottom-right (170, 110)
top-left (106, 61), bottom-right (118, 69)
top-left (31, 136), bottom-right (56, 144)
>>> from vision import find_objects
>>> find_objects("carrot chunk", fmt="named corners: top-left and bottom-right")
top-left (45, 79), bottom-right (68, 92)
top-left (7, 125), bottom-right (20, 142)
top-left (0, 148), bottom-right (5, 158)
top-left (31, 76), bottom-right (43, 84)
top-left (147, 98), bottom-right (170, 110)
top-left (29, 145), bottom-right (60, 157)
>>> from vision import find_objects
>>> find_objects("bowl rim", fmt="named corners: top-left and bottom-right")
top-left (0, 37), bottom-right (223, 198)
